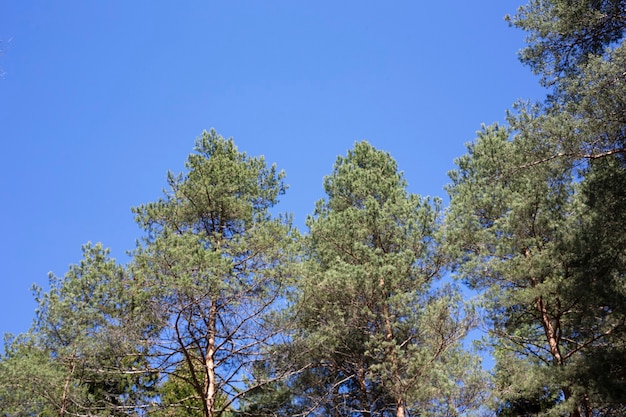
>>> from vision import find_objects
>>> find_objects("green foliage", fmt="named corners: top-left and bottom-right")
top-left (0, 334), bottom-right (67, 416)
top-left (288, 141), bottom-right (487, 417)
top-left (132, 130), bottom-right (293, 417)
top-left (8, 3), bottom-right (626, 410)
top-left (0, 243), bottom-right (156, 416)
top-left (234, 359), bottom-right (298, 417)
top-left (444, 2), bottom-right (626, 415)
top-left (151, 364), bottom-right (232, 417)
top-left (446, 119), bottom-right (626, 415)
top-left (509, 0), bottom-right (626, 87)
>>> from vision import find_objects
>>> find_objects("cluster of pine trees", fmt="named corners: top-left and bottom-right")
top-left (1, 1), bottom-right (625, 416)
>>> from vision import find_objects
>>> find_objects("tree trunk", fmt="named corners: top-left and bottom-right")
top-left (536, 295), bottom-right (563, 365)
top-left (528, 248), bottom-right (582, 417)
top-left (204, 303), bottom-right (217, 417)
top-left (396, 397), bottom-right (406, 417)
top-left (59, 352), bottom-right (76, 417)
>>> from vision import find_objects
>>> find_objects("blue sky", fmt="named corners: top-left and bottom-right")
top-left (0, 2), bottom-right (543, 344)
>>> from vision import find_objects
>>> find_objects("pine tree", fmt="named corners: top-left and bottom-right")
top-left (132, 130), bottom-right (293, 417)
top-left (288, 141), bottom-right (487, 417)
top-left (446, 122), bottom-right (626, 416)
top-left (445, 1), bottom-right (626, 414)
top-left (0, 243), bottom-right (156, 416)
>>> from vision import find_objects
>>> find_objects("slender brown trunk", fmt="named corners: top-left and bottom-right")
top-left (59, 352), bottom-right (77, 417)
top-left (526, 250), bottom-right (583, 417)
top-left (536, 296), bottom-right (563, 365)
top-left (537, 298), bottom-right (585, 417)
top-left (396, 397), bottom-right (406, 417)
top-left (204, 303), bottom-right (217, 417)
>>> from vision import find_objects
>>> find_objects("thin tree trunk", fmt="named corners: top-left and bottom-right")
top-left (527, 251), bottom-right (582, 417)
top-left (59, 352), bottom-right (77, 417)
top-left (536, 298), bottom-right (584, 417)
top-left (204, 303), bottom-right (217, 417)
top-left (396, 397), bottom-right (406, 417)
top-left (536, 296), bottom-right (563, 365)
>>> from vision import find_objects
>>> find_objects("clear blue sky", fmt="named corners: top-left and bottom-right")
top-left (0, 2), bottom-right (543, 342)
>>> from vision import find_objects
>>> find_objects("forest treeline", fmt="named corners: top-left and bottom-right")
top-left (1, 1), bottom-right (625, 416)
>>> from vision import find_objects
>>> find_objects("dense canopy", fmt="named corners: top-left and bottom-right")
top-left (2, 1), bottom-right (625, 416)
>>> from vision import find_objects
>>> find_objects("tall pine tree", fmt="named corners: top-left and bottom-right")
top-left (446, 1), bottom-right (626, 415)
top-left (286, 142), bottom-right (486, 417)
top-left (132, 130), bottom-right (293, 417)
